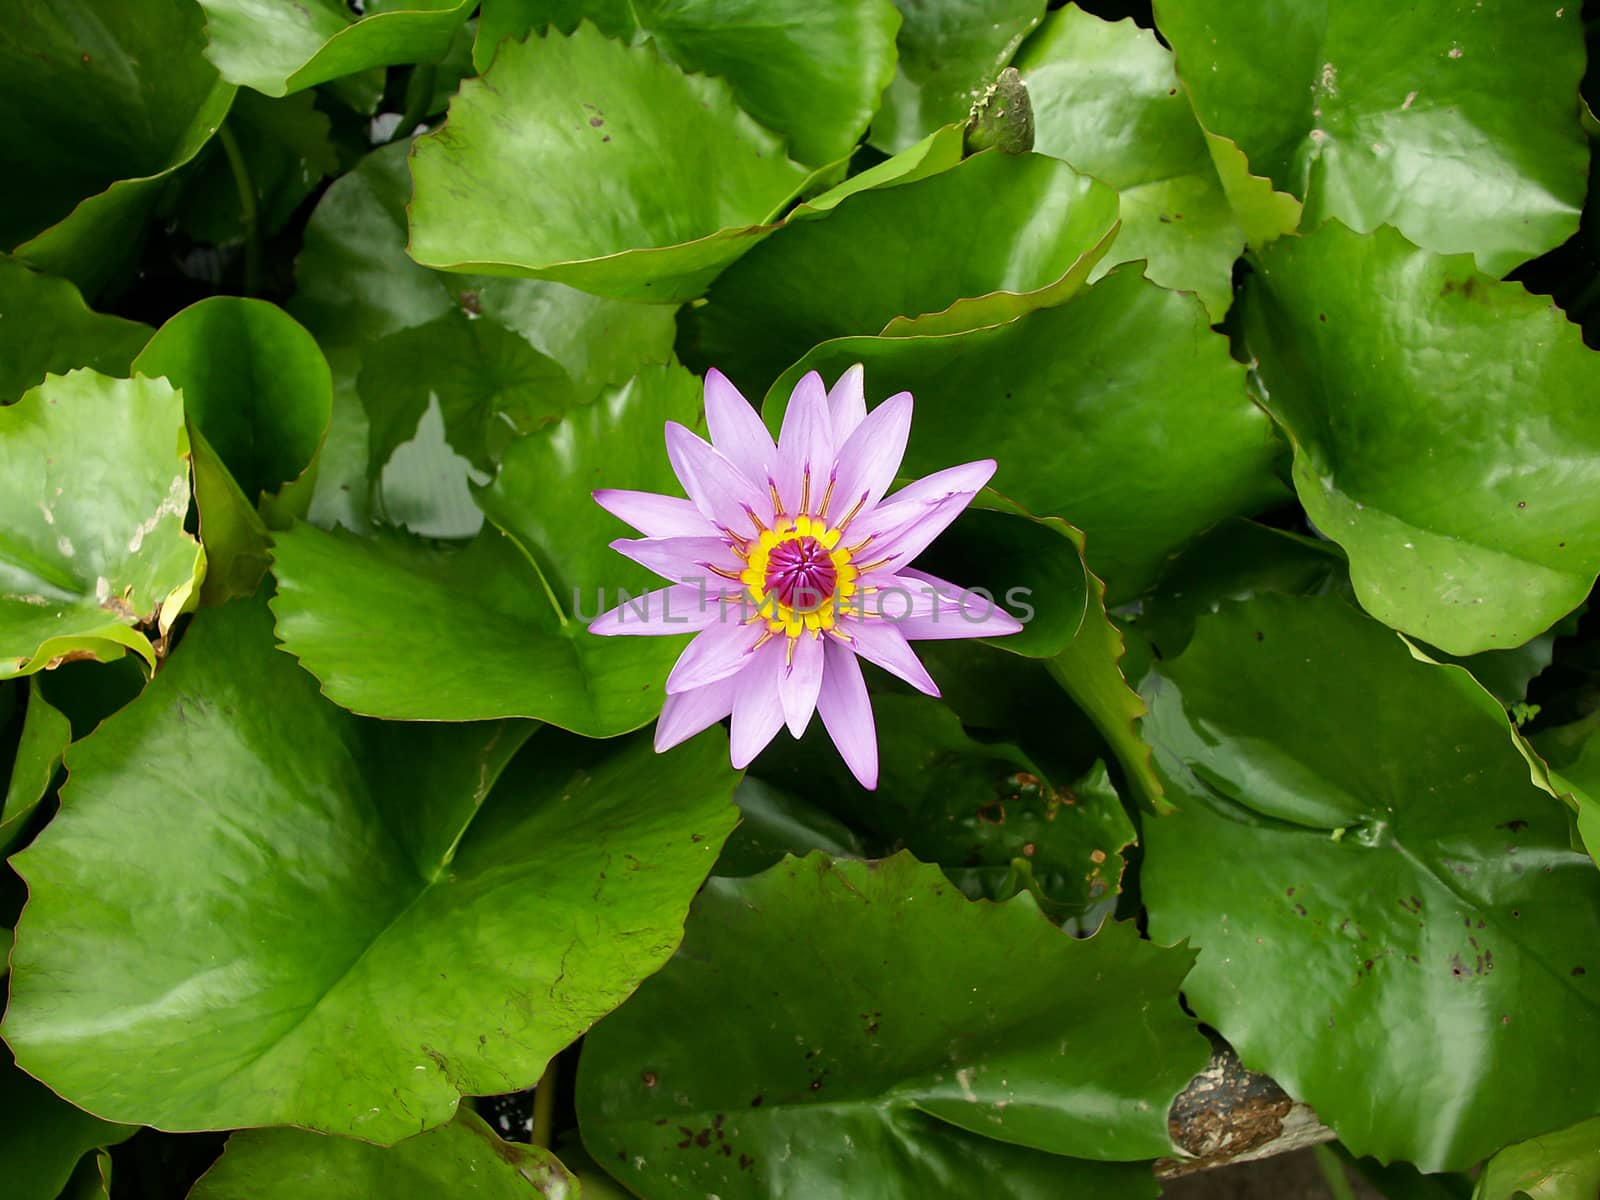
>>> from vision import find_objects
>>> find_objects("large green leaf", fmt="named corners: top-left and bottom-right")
top-left (135, 298), bottom-right (331, 505)
top-left (0, 0), bottom-right (235, 297)
top-left (767, 264), bottom-right (1286, 597)
top-left (0, 1044), bottom-right (132, 1200)
top-left (1153, 0), bottom-right (1588, 275)
top-left (1140, 593), bottom-right (1600, 1171)
top-left (133, 298), bottom-right (331, 602)
top-left (474, 0), bottom-right (900, 167)
top-left (0, 371), bottom-right (204, 680)
top-left (291, 143), bottom-right (676, 530)
top-left (2, 596), bottom-right (739, 1141)
top-left (1473, 1117), bottom-right (1600, 1200)
top-left (578, 853), bottom-right (1205, 1198)
top-left (1018, 7), bottom-right (1259, 319)
top-left (409, 23), bottom-right (812, 302)
top-left (871, 0), bottom-right (1045, 153)
top-left (197, 0), bottom-right (475, 96)
top-left (683, 150), bottom-right (1119, 396)
top-left (274, 366), bottom-right (701, 733)
top-left (0, 259), bottom-right (150, 404)
top-left (0, 678), bottom-right (71, 854)
top-left (1242, 222), bottom-right (1600, 655)
top-left (190, 1109), bottom-right (575, 1199)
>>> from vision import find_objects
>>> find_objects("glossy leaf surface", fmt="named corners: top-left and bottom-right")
top-left (1154, 0), bottom-right (1588, 274)
top-left (0, 371), bottom-right (203, 679)
top-left (409, 23), bottom-right (811, 301)
top-left (1141, 594), bottom-right (1600, 1170)
top-left (1243, 222), bottom-right (1600, 654)
top-left (579, 853), bottom-right (1205, 1197)
top-left (3, 597), bottom-right (738, 1141)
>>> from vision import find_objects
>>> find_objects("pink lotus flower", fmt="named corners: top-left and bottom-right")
top-left (588, 366), bottom-right (1022, 788)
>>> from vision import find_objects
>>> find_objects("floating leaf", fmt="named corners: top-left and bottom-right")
top-left (197, 0), bottom-right (475, 96)
top-left (190, 1109), bottom-right (576, 1199)
top-left (767, 265), bottom-right (1286, 597)
top-left (409, 23), bottom-right (812, 302)
top-left (0, 0), bottom-right (235, 297)
top-left (684, 150), bottom-right (1119, 395)
top-left (0, 259), bottom-right (149, 404)
top-left (0, 679), bottom-right (71, 854)
top-left (1242, 222), bottom-right (1600, 655)
top-left (0, 371), bottom-right (203, 679)
top-left (1474, 1117), bottom-right (1600, 1200)
top-left (1020, 7), bottom-right (1267, 319)
top-left (1141, 594), bottom-right (1600, 1170)
top-left (292, 144), bottom-right (677, 529)
top-left (474, 0), bottom-right (900, 166)
top-left (871, 0), bottom-right (1046, 153)
top-left (134, 298), bottom-right (331, 506)
top-left (133, 298), bottom-right (331, 602)
top-left (578, 853), bottom-right (1206, 1198)
top-left (1154, 0), bottom-right (1588, 274)
top-left (274, 366), bottom-right (701, 733)
top-left (3, 596), bottom-right (738, 1140)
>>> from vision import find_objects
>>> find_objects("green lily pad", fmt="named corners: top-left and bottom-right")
top-left (1153, 0), bottom-right (1588, 275)
top-left (579, 852), bottom-right (1206, 1197)
top-left (2, 595), bottom-right (739, 1141)
top-left (0, 1043), bottom-right (133, 1200)
top-left (1242, 221), bottom-right (1600, 655)
top-left (293, 143), bottom-right (677, 532)
top-left (684, 150), bottom-right (1119, 397)
top-left (274, 366), bottom-right (700, 733)
top-left (190, 1109), bottom-right (576, 1199)
top-left (197, 0), bottom-right (475, 96)
top-left (0, 371), bottom-right (204, 680)
top-left (798, 122), bottom-right (967, 216)
top-left (135, 298), bottom-right (331, 506)
top-left (0, 0), bottom-right (235, 298)
top-left (767, 264), bottom-right (1286, 597)
top-left (1019, 7), bottom-right (1272, 319)
top-left (409, 22), bottom-right (812, 302)
top-left (1140, 593), bottom-right (1600, 1171)
top-left (474, 0), bottom-right (900, 167)
top-left (0, 678), bottom-right (71, 854)
top-left (0, 259), bottom-right (150, 404)
top-left (871, 0), bottom-right (1045, 153)
top-left (1474, 1117), bottom-right (1600, 1200)
top-left (133, 298), bottom-right (331, 602)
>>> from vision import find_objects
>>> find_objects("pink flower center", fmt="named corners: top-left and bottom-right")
top-left (762, 535), bottom-right (837, 613)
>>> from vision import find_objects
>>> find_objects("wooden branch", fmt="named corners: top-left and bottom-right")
top-left (1157, 1039), bottom-right (1336, 1178)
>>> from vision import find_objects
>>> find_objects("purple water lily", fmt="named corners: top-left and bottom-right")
top-left (588, 366), bottom-right (1021, 788)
